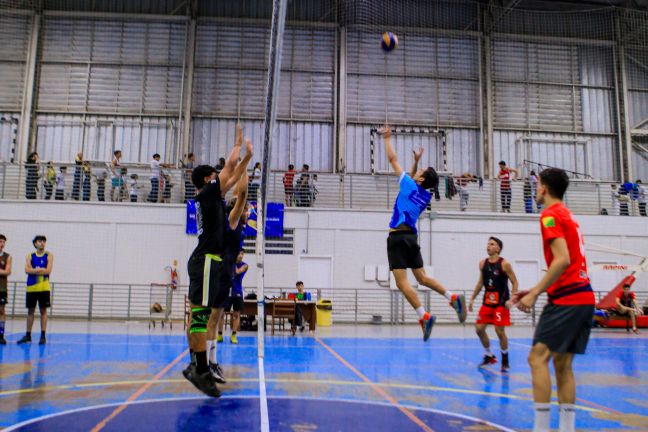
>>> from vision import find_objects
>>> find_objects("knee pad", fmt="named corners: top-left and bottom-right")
top-left (190, 307), bottom-right (211, 334)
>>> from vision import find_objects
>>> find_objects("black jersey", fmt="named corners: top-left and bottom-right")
top-left (481, 257), bottom-right (510, 308)
top-left (191, 178), bottom-right (227, 258)
top-left (223, 219), bottom-right (244, 277)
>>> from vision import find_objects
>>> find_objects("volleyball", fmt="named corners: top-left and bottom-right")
top-left (151, 302), bottom-right (163, 313)
top-left (381, 32), bottom-right (398, 52)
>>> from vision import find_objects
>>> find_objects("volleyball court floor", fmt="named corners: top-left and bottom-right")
top-left (0, 320), bottom-right (646, 431)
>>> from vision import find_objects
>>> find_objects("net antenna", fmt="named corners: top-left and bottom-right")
top-left (369, 127), bottom-right (448, 175)
top-left (256, 0), bottom-right (288, 431)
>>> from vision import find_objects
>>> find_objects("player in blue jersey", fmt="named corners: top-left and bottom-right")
top-left (380, 127), bottom-right (467, 341)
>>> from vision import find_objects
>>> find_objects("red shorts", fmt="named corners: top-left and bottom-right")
top-left (476, 305), bottom-right (510, 326)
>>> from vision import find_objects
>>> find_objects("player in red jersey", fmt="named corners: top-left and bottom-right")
top-left (511, 168), bottom-right (595, 432)
top-left (468, 237), bottom-right (519, 371)
top-left (616, 283), bottom-right (642, 334)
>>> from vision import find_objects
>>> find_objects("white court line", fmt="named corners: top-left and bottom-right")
top-left (258, 357), bottom-right (270, 432)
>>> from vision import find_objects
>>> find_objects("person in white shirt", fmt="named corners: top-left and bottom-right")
top-left (129, 174), bottom-right (140, 202)
top-left (147, 153), bottom-right (172, 203)
top-left (610, 184), bottom-right (620, 216)
top-left (55, 166), bottom-right (67, 200)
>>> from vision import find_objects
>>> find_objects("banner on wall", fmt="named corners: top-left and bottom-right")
top-left (244, 202), bottom-right (284, 238)
top-left (186, 200), bottom-right (198, 235)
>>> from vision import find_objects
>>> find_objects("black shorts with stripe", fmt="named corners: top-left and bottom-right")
top-left (387, 231), bottom-right (424, 270)
top-left (533, 302), bottom-right (594, 354)
top-left (187, 254), bottom-right (231, 308)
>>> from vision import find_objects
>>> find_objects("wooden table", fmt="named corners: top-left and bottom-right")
top-left (243, 299), bottom-right (317, 332)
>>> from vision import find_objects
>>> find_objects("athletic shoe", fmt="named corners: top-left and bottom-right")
top-left (217, 334), bottom-right (224, 343)
top-left (17, 335), bottom-right (31, 344)
top-left (182, 363), bottom-right (221, 397)
top-left (299, 325), bottom-right (305, 333)
top-left (39, 335), bottom-right (46, 345)
top-left (501, 353), bottom-right (510, 372)
top-left (209, 362), bottom-right (227, 384)
top-left (633, 329), bottom-right (639, 335)
top-left (479, 354), bottom-right (497, 368)
top-left (418, 313), bottom-right (436, 342)
top-left (230, 334), bottom-right (238, 344)
top-left (0, 335), bottom-right (6, 345)
top-left (450, 294), bottom-right (467, 323)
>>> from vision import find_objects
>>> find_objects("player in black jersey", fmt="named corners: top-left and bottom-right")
top-left (183, 124), bottom-right (252, 397)
top-left (468, 237), bottom-right (519, 371)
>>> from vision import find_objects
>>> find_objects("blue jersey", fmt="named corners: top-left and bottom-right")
top-left (232, 261), bottom-right (247, 297)
top-left (26, 252), bottom-right (51, 292)
top-left (389, 173), bottom-right (431, 233)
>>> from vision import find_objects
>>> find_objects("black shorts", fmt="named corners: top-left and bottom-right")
top-left (533, 303), bottom-right (595, 354)
top-left (187, 255), bottom-right (231, 308)
top-left (387, 231), bottom-right (423, 270)
top-left (224, 296), bottom-right (244, 312)
top-left (26, 291), bottom-right (51, 309)
top-left (0, 290), bottom-right (7, 306)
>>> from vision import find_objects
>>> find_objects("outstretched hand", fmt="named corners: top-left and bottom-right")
top-left (378, 125), bottom-right (391, 138)
top-left (235, 122), bottom-right (243, 147)
top-left (245, 138), bottom-right (253, 156)
top-left (413, 145), bottom-right (424, 163)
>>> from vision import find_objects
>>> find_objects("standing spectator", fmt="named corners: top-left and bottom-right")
top-left (637, 180), bottom-right (646, 216)
top-left (129, 174), bottom-right (140, 202)
top-left (249, 162), bottom-right (262, 202)
top-left (283, 164), bottom-right (296, 206)
top-left (161, 170), bottom-right (174, 203)
top-left (147, 153), bottom-right (172, 203)
top-left (71, 152), bottom-right (83, 200)
top-left (530, 170), bottom-right (540, 212)
top-left (110, 150), bottom-right (122, 201)
top-left (456, 173), bottom-right (477, 212)
top-left (180, 153), bottom-right (196, 203)
top-left (0, 234), bottom-right (12, 345)
top-left (215, 157), bottom-right (226, 173)
top-left (17, 235), bottom-right (53, 345)
top-left (523, 176), bottom-right (534, 214)
top-left (82, 161), bottom-right (92, 201)
top-left (55, 166), bottom-right (67, 200)
top-left (296, 164), bottom-right (311, 207)
top-left (25, 152), bottom-right (40, 200)
top-left (95, 170), bottom-right (107, 202)
top-left (43, 162), bottom-right (56, 200)
top-left (618, 183), bottom-right (630, 216)
top-left (610, 184), bottom-right (620, 215)
top-left (497, 160), bottom-right (518, 213)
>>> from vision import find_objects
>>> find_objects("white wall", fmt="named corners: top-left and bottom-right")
top-left (1, 201), bottom-right (647, 293)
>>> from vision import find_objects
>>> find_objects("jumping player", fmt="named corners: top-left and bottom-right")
top-left (381, 126), bottom-right (466, 342)
top-left (0, 234), bottom-right (12, 345)
top-left (468, 237), bottom-right (519, 371)
top-left (512, 168), bottom-right (595, 432)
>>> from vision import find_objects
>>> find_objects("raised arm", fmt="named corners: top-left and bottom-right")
top-left (223, 138), bottom-right (253, 195)
top-left (218, 123), bottom-right (244, 189)
top-left (410, 146), bottom-right (423, 178)
top-left (229, 173), bottom-right (249, 230)
top-left (380, 126), bottom-right (403, 176)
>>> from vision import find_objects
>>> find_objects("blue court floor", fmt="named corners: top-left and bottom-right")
top-left (0, 320), bottom-right (646, 431)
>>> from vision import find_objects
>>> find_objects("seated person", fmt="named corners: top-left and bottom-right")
top-left (616, 283), bottom-right (643, 334)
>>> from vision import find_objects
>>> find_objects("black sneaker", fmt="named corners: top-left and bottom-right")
top-left (478, 354), bottom-right (497, 368)
top-left (39, 335), bottom-right (47, 345)
top-left (209, 362), bottom-right (226, 384)
top-left (0, 335), bottom-right (6, 345)
top-left (183, 364), bottom-right (221, 398)
top-left (17, 335), bottom-right (32, 344)
top-left (501, 353), bottom-right (510, 372)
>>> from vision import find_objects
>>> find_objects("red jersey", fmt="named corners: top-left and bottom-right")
top-left (540, 202), bottom-right (595, 305)
top-left (283, 170), bottom-right (295, 189)
top-left (616, 291), bottom-right (636, 307)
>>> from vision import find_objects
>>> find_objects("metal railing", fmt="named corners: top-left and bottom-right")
top-left (1, 162), bottom-right (646, 216)
top-left (5, 281), bottom-right (643, 327)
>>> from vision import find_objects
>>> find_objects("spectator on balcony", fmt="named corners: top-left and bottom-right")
top-left (43, 162), bottom-right (56, 200)
top-left (456, 173), bottom-right (477, 212)
top-left (110, 150), bottom-right (122, 201)
top-left (295, 164), bottom-right (311, 207)
top-left (497, 160), bottom-right (518, 213)
top-left (129, 173), bottom-right (140, 203)
top-left (161, 170), bottom-right (174, 203)
top-left (55, 166), bottom-right (66, 200)
top-left (610, 184), bottom-right (620, 215)
top-left (180, 153), bottom-right (196, 203)
top-left (283, 164), bottom-right (296, 206)
top-left (82, 161), bottom-right (92, 201)
top-left (637, 180), bottom-right (646, 217)
top-left (25, 152), bottom-right (40, 200)
top-left (523, 176), bottom-right (533, 214)
top-left (618, 183), bottom-right (630, 216)
top-left (530, 170), bottom-right (541, 212)
top-left (95, 170), bottom-right (107, 202)
top-left (249, 162), bottom-right (261, 202)
top-left (71, 152), bottom-right (83, 200)
top-left (147, 153), bottom-right (172, 203)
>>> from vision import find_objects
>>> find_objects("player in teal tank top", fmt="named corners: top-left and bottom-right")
top-left (380, 126), bottom-right (467, 342)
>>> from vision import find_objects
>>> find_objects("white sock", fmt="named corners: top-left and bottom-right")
top-left (501, 349), bottom-right (508, 355)
top-left (444, 291), bottom-right (453, 301)
top-left (209, 340), bottom-right (217, 364)
top-left (415, 307), bottom-right (426, 319)
top-left (533, 403), bottom-right (551, 432)
top-left (559, 403), bottom-right (575, 432)
top-left (485, 347), bottom-right (493, 356)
